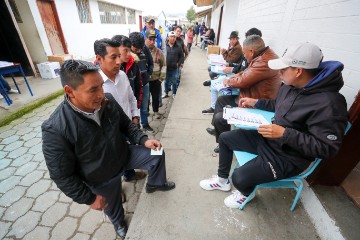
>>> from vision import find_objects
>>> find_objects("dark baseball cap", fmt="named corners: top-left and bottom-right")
top-left (146, 29), bottom-right (156, 38)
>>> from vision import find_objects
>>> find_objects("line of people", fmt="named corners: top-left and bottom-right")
top-left (41, 18), bottom-right (190, 240)
top-left (199, 27), bottom-right (348, 209)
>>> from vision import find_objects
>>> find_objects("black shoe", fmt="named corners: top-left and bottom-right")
top-left (143, 124), bottom-right (155, 133)
top-left (203, 80), bottom-right (211, 86)
top-left (206, 127), bottom-right (215, 136)
top-left (202, 107), bottom-right (214, 114)
top-left (146, 181), bottom-right (176, 193)
top-left (214, 145), bottom-right (219, 153)
top-left (114, 224), bottom-right (127, 239)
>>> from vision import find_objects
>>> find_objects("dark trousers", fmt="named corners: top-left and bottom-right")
top-left (89, 145), bottom-right (167, 227)
top-left (187, 43), bottom-right (192, 52)
top-left (218, 129), bottom-right (302, 196)
top-left (212, 95), bottom-right (238, 142)
top-left (207, 66), bottom-right (218, 79)
top-left (149, 80), bottom-right (162, 112)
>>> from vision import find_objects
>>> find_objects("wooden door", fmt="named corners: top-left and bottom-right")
top-left (139, 15), bottom-right (143, 32)
top-left (36, 0), bottom-right (67, 55)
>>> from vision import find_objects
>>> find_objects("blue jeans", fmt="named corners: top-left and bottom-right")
top-left (0, 76), bottom-right (11, 94)
top-left (164, 68), bottom-right (179, 95)
top-left (140, 83), bottom-right (150, 126)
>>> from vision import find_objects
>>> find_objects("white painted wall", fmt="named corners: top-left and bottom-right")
top-left (216, 0), bottom-right (240, 48)
top-left (54, 0), bottom-right (142, 60)
top-left (27, 0), bottom-right (52, 57)
top-left (217, 0), bottom-right (360, 109)
top-left (26, 0), bottom-right (142, 61)
top-left (14, 0), bottom-right (47, 64)
top-left (210, 6), bottom-right (220, 44)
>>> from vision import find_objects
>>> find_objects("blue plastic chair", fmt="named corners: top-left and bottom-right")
top-left (230, 122), bottom-right (351, 211)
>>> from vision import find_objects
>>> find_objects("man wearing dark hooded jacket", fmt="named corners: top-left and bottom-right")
top-left (200, 42), bottom-right (348, 209)
top-left (42, 60), bottom-right (175, 239)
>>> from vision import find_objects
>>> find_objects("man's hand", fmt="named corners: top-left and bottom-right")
top-left (238, 97), bottom-right (258, 108)
top-left (258, 124), bottom-right (285, 138)
top-left (223, 78), bottom-right (230, 86)
top-left (144, 139), bottom-right (162, 150)
top-left (223, 67), bottom-right (233, 73)
top-left (220, 48), bottom-right (227, 54)
top-left (90, 195), bottom-right (108, 211)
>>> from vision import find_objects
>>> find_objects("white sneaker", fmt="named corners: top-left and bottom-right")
top-left (7, 89), bottom-right (18, 94)
top-left (224, 190), bottom-right (254, 208)
top-left (200, 175), bottom-right (231, 191)
top-left (0, 94), bottom-right (3, 100)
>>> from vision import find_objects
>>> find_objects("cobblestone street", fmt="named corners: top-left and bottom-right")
top-left (0, 94), bottom-right (174, 240)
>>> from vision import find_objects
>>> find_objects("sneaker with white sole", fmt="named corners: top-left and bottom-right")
top-left (7, 89), bottom-right (19, 94)
top-left (199, 175), bottom-right (231, 191)
top-left (142, 124), bottom-right (155, 133)
top-left (224, 190), bottom-right (254, 208)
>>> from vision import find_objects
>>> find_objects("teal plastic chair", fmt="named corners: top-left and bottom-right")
top-left (230, 122), bottom-right (351, 211)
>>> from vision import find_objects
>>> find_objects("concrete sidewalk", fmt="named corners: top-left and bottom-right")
top-left (126, 46), bottom-right (360, 240)
top-left (0, 76), bottom-right (63, 120)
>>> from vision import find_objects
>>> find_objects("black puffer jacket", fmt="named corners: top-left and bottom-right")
top-left (256, 61), bottom-right (348, 170)
top-left (41, 94), bottom-right (148, 205)
top-left (166, 42), bottom-right (184, 70)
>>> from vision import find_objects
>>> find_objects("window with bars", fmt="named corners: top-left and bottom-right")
top-left (127, 9), bottom-right (136, 24)
top-left (75, 0), bottom-right (92, 23)
top-left (98, 2), bottom-right (126, 24)
top-left (9, 0), bottom-right (22, 23)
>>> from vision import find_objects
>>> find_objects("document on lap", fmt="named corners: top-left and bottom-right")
top-left (207, 54), bottom-right (226, 65)
top-left (223, 107), bottom-right (271, 129)
top-left (151, 147), bottom-right (163, 156)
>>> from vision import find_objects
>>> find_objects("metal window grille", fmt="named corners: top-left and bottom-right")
top-left (9, 0), bottom-right (22, 23)
top-left (127, 9), bottom-right (135, 24)
top-left (98, 1), bottom-right (125, 24)
top-left (75, 0), bottom-right (92, 23)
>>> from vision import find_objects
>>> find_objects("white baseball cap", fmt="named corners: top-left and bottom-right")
top-left (168, 31), bottom-right (176, 37)
top-left (268, 42), bottom-right (323, 70)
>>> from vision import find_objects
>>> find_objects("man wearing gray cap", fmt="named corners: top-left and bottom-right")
top-left (200, 42), bottom-right (348, 209)
top-left (141, 17), bottom-right (162, 50)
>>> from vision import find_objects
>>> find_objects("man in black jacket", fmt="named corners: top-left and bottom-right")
top-left (42, 60), bottom-right (175, 239)
top-left (163, 31), bottom-right (184, 99)
top-left (200, 42), bottom-right (347, 209)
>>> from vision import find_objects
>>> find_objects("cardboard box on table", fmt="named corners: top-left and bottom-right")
top-left (47, 54), bottom-right (72, 63)
top-left (207, 45), bottom-right (220, 55)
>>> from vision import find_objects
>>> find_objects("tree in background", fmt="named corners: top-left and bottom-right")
top-left (186, 6), bottom-right (196, 24)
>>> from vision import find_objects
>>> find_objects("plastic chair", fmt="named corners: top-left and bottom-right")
top-left (230, 122), bottom-right (351, 211)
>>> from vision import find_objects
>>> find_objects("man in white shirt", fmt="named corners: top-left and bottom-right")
top-left (94, 39), bottom-right (147, 183)
top-left (94, 38), bottom-right (139, 124)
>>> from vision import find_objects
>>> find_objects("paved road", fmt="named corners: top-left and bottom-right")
top-left (0, 94), bottom-right (173, 239)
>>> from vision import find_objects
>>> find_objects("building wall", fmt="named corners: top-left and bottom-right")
top-left (217, 0), bottom-right (360, 109)
top-left (210, 5), bottom-right (221, 44)
top-left (26, 0), bottom-right (141, 61)
top-left (54, 0), bottom-right (141, 60)
top-left (14, 0), bottom-right (47, 64)
top-left (215, 0), bottom-right (240, 47)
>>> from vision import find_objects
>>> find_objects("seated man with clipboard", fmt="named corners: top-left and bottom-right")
top-left (200, 42), bottom-right (348, 209)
